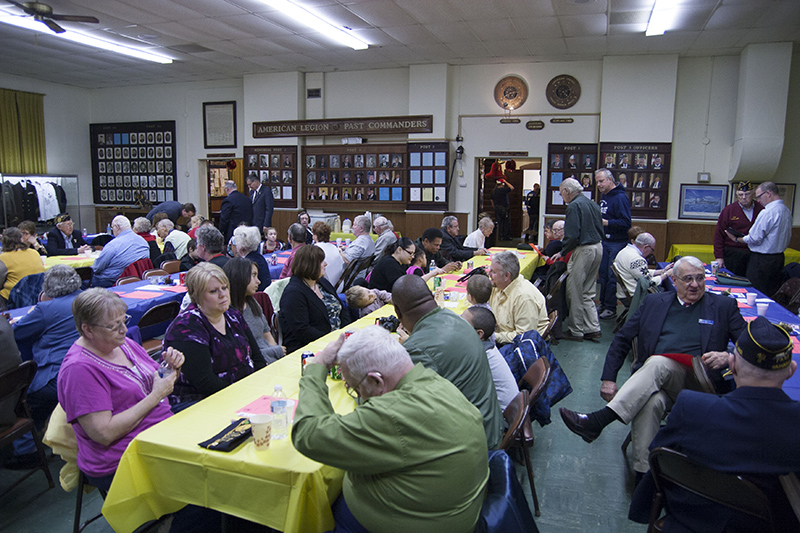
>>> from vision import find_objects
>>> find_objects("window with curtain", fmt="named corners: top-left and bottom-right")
top-left (0, 88), bottom-right (47, 175)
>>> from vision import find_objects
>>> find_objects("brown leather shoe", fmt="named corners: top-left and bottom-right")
top-left (584, 331), bottom-right (602, 343)
top-left (560, 332), bottom-right (584, 342)
top-left (560, 408), bottom-right (602, 443)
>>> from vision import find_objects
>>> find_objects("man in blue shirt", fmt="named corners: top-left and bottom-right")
top-left (91, 215), bottom-right (149, 287)
top-left (596, 169), bottom-right (631, 320)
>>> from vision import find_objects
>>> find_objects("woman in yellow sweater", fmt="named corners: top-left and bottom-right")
top-left (0, 227), bottom-right (45, 301)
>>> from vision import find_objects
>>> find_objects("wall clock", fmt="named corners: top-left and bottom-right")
top-left (546, 74), bottom-right (581, 109)
top-left (494, 75), bottom-right (528, 110)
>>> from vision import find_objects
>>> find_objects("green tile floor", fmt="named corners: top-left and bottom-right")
top-left (1, 312), bottom-right (645, 532)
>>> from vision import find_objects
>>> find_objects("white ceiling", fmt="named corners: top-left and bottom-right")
top-left (0, 0), bottom-right (798, 89)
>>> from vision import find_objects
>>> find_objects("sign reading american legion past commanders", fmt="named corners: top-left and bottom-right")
top-left (253, 115), bottom-right (433, 138)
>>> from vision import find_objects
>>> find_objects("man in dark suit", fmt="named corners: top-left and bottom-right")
top-left (219, 180), bottom-right (253, 242)
top-left (559, 256), bottom-right (746, 478)
top-left (146, 201), bottom-right (195, 224)
top-left (246, 174), bottom-right (273, 236)
top-left (629, 316), bottom-right (800, 531)
top-left (45, 213), bottom-right (91, 256)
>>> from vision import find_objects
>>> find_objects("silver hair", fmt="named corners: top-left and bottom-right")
top-left (234, 225), bottom-right (261, 254)
top-left (374, 216), bottom-right (392, 231)
top-left (441, 215), bottom-right (458, 230)
top-left (196, 225), bottom-right (224, 254)
top-left (111, 215), bottom-right (131, 231)
top-left (492, 251), bottom-right (520, 279)
top-left (559, 177), bottom-right (583, 196)
top-left (337, 326), bottom-right (412, 380)
top-left (674, 256), bottom-right (704, 277)
top-left (353, 215), bottom-right (372, 233)
top-left (758, 181), bottom-right (778, 195)
top-left (595, 168), bottom-right (617, 184)
top-left (288, 223), bottom-right (306, 243)
top-left (478, 217), bottom-right (494, 230)
top-left (157, 219), bottom-right (174, 231)
top-left (42, 265), bottom-right (81, 298)
top-left (634, 232), bottom-right (655, 248)
top-left (224, 180), bottom-right (236, 191)
top-left (133, 217), bottom-right (151, 233)
top-left (553, 220), bottom-right (565, 230)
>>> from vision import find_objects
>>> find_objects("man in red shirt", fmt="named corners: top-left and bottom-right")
top-left (713, 182), bottom-right (763, 276)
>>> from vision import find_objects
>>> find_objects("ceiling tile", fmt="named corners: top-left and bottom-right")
top-left (346, 1), bottom-right (417, 27)
top-left (407, 43), bottom-right (459, 61)
top-left (483, 40), bottom-right (528, 57)
top-left (446, 41), bottom-right (494, 58)
top-left (705, 4), bottom-right (768, 30)
top-left (496, 0), bottom-right (556, 18)
top-left (466, 18), bottom-right (523, 42)
top-left (754, 0), bottom-right (800, 27)
top-left (381, 24), bottom-right (439, 45)
top-left (423, 22), bottom-right (476, 44)
top-left (564, 36), bottom-right (607, 55)
top-left (523, 38), bottom-right (568, 55)
top-left (170, 0), bottom-right (250, 17)
top-left (554, 0), bottom-right (608, 16)
top-left (511, 16), bottom-right (564, 39)
top-left (393, 0), bottom-right (456, 24)
top-left (691, 28), bottom-right (746, 49)
top-left (560, 14), bottom-right (608, 37)
top-left (449, 0), bottom-right (507, 22)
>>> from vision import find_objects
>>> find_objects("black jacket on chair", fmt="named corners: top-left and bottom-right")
top-left (45, 229), bottom-right (88, 256)
top-left (279, 276), bottom-right (349, 354)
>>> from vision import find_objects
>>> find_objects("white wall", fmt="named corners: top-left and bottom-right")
top-left (773, 50), bottom-right (800, 225)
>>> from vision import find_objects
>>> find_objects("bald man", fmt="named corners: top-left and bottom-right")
top-left (392, 275), bottom-right (503, 449)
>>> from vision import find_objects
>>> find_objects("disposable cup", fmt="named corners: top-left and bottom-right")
top-left (757, 303), bottom-right (769, 316)
top-left (250, 414), bottom-right (273, 450)
top-left (746, 293), bottom-right (757, 306)
top-left (710, 260), bottom-right (719, 274)
top-left (336, 237), bottom-right (342, 246)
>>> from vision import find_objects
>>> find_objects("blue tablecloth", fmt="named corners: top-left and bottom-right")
top-left (659, 263), bottom-right (800, 400)
top-left (263, 250), bottom-right (293, 280)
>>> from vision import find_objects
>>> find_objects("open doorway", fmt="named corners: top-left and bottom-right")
top-left (476, 157), bottom-right (542, 246)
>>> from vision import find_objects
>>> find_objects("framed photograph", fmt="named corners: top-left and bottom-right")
top-left (679, 184), bottom-right (729, 220)
top-left (203, 101), bottom-right (237, 149)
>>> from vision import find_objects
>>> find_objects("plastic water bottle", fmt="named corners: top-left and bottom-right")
top-left (430, 259), bottom-right (437, 273)
top-left (82, 228), bottom-right (87, 237)
top-left (106, 223), bottom-right (112, 235)
top-left (271, 385), bottom-right (288, 440)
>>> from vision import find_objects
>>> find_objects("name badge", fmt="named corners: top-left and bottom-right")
top-left (699, 319), bottom-right (714, 325)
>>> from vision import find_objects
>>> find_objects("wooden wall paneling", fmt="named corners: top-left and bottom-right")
top-left (630, 221), bottom-right (668, 260)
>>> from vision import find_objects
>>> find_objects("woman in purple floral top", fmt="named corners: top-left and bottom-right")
top-left (163, 262), bottom-right (265, 406)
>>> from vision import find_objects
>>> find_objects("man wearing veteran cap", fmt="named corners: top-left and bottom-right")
top-left (713, 181), bottom-right (763, 276)
top-left (630, 316), bottom-right (800, 531)
top-left (45, 213), bottom-right (91, 256)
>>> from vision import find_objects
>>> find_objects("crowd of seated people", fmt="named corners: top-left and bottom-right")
top-left (7, 196), bottom-right (798, 533)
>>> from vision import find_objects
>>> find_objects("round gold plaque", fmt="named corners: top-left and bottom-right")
top-left (494, 75), bottom-right (528, 110)
top-left (546, 74), bottom-right (581, 109)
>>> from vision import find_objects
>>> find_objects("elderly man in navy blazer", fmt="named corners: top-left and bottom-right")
top-left (559, 256), bottom-right (746, 479)
top-left (219, 180), bottom-right (253, 242)
top-left (246, 174), bottom-right (273, 237)
top-left (629, 316), bottom-right (800, 531)
top-left (45, 213), bottom-right (91, 256)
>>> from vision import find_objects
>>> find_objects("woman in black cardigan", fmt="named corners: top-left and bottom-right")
top-left (279, 244), bottom-right (349, 354)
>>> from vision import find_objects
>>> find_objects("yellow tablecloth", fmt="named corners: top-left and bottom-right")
top-left (667, 244), bottom-right (800, 266)
top-left (44, 254), bottom-right (96, 269)
top-left (102, 248), bottom-right (542, 533)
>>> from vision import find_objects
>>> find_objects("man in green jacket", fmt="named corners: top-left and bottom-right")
top-left (392, 274), bottom-right (504, 449)
top-left (553, 177), bottom-right (604, 342)
top-left (293, 326), bottom-right (489, 533)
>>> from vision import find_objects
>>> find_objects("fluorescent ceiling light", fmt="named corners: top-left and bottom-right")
top-left (646, 0), bottom-right (677, 36)
top-left (262, 0), bottom-right (368, 50)
top-left (0, 15), bottom-right (173, 64)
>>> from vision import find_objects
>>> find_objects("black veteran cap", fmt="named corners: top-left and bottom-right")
top-left (55, 213), bottom-right (71, 224)
top-left (736, 316), bottom-right (793, 370)
top-left (737, 181), bottom-right (753, 192)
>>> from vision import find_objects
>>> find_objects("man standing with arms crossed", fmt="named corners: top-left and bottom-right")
top-left (595, 169), bottom-right (631, 320)
top-left (726, 181), bottom-right (791, 297)
top-left (553, 178), bottom-right (604, 342)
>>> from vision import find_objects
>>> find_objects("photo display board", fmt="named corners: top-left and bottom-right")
top-left (599, 142), bottom-right (670, 219)
top-left (407, 142), bottom-right (449, 210)
top-left (301, 144), bottom-right (408, 207)
top-left (545, 143), bottom-right (598, 215)
top-left (244, 145), bottom-right (298, 208)
top-left (90, 121), bottom-right (177, 205)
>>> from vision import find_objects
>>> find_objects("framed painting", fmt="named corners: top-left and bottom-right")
top-left (679, 184), bottom-right (729, 220)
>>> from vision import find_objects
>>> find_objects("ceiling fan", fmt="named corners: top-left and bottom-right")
top-left (4, 1), bottom-right (99, 34)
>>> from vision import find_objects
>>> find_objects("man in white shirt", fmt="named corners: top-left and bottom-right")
top-left (462, 306), bottom-right (518, 411)
top-left (372, 216), bottom-right (396, 258)
top-left (463, 217), bottom-right (494, 250)
top-left (157, 219), bottom-right (191, 259)
top-left (726, 181), bottom-right (792, 297)
top-left (614, 233), bottom-right (673, 302)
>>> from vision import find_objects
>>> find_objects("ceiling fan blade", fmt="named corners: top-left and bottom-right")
top-left (41, 17), bottom-right (65, 33)
top-left (49, 14), bottom-right (99, 23)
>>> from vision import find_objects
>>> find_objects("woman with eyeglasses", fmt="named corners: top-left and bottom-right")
top-left (162, 262), bottom-right (266, 409)
top-left (57, 288), bottom-right (185, 491)
top-left (368, 237), bottom-right (416, 292)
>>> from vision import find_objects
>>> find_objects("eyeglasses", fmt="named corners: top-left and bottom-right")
top-left (755, 191), bottom-right (767, 200)
top-left (403, 248), bottom-right (415, 255)
top-left (676, 275), bottom-right (704, 285)
top-left (345, 370), bottom-right (382, 400)
top-left (93, 314), bottom-right (131, 332)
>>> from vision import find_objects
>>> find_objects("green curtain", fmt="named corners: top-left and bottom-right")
top-left (0, 88), bottom-right (46, 175)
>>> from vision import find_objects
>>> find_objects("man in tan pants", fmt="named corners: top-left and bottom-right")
top-left (552, 178), bottom-right (603, 342)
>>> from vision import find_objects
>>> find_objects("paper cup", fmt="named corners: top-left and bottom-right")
top-left (336, 237), bottom-right (342, 246)
top-left (757, 303), bottom-right (769, 316)
top-left (710, 260), bottom-right (719, 274)
top-left (746, 293), bottom-right (757, 306)
top-left (250, 414), bottom-right (273, 451)
top-left (345, 238), bottom-right (351, 246)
